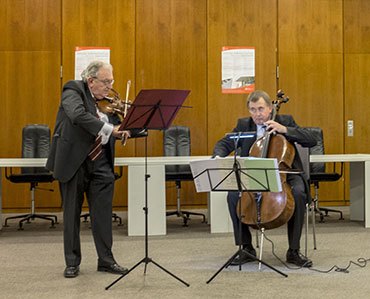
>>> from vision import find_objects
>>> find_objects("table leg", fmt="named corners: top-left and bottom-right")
top-left (127, 164), bottom-right (166, 236)
top-left (349, 162), bottom-right (365, 223)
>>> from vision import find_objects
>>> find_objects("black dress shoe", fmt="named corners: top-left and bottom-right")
top-left (286, 249), bottom-right (313, 267)
top-left (230, 246), bottom-right (257, 266)
top-left (97, 263), bottom-right (129, 275)
top-left (64, 266), bottom-right (79, 278)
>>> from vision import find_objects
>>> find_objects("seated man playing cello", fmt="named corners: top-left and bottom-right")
top-left (212, 90), bottom-right (316, 267)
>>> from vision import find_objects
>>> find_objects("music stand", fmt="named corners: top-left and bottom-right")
top-left (106, 89), bottom-right (191, 290)
top-left (190, 135), bottom-right (288, 283)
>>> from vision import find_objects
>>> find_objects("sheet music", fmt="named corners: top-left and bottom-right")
top-left (190, 157), bottom-right (282, 193)
top-left (189, 159), bottom-right (217, 192)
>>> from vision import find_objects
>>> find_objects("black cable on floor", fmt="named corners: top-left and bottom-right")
top-left (262, 232), bottom-right (370, 274)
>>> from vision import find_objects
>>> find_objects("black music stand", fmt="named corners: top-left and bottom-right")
top-left (106, 89), bottom-right (191, 290)
top-left (191, 134), bottom-right (287, 283)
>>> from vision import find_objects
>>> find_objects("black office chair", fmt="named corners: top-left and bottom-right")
top-left (306, 127), bottom-right (344, 222)
top-left (80, 169), bottom-right (123, 226)
top-left (163, 126), bottom-right (206, 226)
top-left (4, 124), bottom-right (57, 230)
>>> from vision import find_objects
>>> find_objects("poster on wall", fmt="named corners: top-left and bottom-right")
top-left (75, 47), bottom-right (110, 80)
top-left (221, 46), bottom-right (255, 94)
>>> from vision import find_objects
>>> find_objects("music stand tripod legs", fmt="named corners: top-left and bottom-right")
top-left (105, 88), bottom-right (192, 289)
top-left (106, 135), bottom-right (189, 290)
top-left (206, 161), bottom-right (287, 284)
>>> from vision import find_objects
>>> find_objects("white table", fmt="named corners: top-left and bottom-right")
top-left (0, 156), bottom-right (210, 235)
top-left (115, 156), bottom-right (210, 236)
top-left (310, 154), bottom-right (370, 226)
top-left (2, 154), bottom-right (370, 234)
top-left (210, 154), bottom-right (370, 233)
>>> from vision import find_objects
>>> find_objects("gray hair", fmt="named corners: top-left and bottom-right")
top-left (246, 90), bottom-right (272, 109)
top-left (80, 61), bottom-right (113, 82)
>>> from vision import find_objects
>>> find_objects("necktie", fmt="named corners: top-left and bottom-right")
top-left (88, 134), bottom-right (102, 161)
top-left (88, 109), bottom-right (103, 161)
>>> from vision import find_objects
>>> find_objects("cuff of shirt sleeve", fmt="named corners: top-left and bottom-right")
top-left (99, 123), bottom-right (113, 144)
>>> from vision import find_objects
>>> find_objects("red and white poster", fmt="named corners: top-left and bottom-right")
top-left (74, 47), bottom-right (110, 80)
top-left (221, 46), bottom-right (255, 94)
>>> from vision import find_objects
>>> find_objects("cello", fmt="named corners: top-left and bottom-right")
top-left (238, 90), bottom-right (295, 230)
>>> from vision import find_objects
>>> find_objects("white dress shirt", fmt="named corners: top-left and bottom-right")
top-left (256, 124), bottom-right (266, 139)
top-left (89, 88), bottom-right (113, 145)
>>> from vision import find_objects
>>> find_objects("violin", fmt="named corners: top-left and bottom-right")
top-left (238, 90), bottom-right (295, 230)
top-left (96, 80), bottom-right (131, 120)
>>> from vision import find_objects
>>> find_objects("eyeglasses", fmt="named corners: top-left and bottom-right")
top-left (94, 78), bottom-right (114, 86)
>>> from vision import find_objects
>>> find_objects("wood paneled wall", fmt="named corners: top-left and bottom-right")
top-left (2, 0), bottom-right (369, 212)
top-left (0, 0), bottom-right (61, 211)
top-left (135, 0), bottom-right (207, 206)
top-left (62, 0), bottom-right (136, 209)
top-left (207, 0), bottom-right (277, 153)
top-left (279, 0), bottom-right (345, 204)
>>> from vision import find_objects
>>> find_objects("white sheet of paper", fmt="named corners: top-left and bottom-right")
top-left (74, 47), bottom-right (110, 80)
top-left (190, 157), bottom-right (282, 193)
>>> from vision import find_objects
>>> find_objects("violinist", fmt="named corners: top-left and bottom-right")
top-left (212, 90), bottom-right (316, 267)
top-left (46, 61), bottom-right (131, 278)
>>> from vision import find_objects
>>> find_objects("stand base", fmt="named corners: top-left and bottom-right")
top-left (166, 210), bottom-right (206, 226)
top-left (4, 213), bottom-right (57, 230)
top-left (206, 248), bottom-right (287, 284)
top-left (105, 256), bottom-right (190, 290)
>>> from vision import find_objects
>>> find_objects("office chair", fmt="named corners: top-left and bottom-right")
top-left (306, 127), bottom-right (344, 222)
top-left (4, 124), bottom-right (57, 230)
top-left (163, 126), bottom-right (206, 226)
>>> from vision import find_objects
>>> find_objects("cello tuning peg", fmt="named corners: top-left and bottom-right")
top-left (277, 90), bottom-right (285, 98)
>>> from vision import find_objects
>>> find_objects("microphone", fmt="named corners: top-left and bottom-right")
top-left (226, 131), bottom-right (256, 139)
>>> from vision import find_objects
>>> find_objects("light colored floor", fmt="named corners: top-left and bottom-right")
top-left (1, 207), bottom-right (370, 299)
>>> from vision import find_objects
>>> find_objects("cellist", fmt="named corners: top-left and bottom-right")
top-left (212, 90), bottom-right (316, 267)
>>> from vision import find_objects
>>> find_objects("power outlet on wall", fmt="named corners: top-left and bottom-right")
top-left (347, 120), bottom-right (354, 137)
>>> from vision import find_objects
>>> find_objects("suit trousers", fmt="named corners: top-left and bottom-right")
top-left (59, 148), bottom-right (116, 267)
top-left (227, 173), bottom-right (306, 250)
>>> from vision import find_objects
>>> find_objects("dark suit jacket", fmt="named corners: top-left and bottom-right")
top-left (212, 114), bottom-right (316, 172)
top-left (46, 80), bottom-right (120, 183)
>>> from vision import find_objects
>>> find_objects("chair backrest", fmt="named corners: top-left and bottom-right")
top-left (294, 143), bottom-right (310, 181)
top-left (163, 126), bottom-right (191, 174)
top-left (304, 127), bottom-right (326, 173)
top-left (21, 124), bottom-right (51, 174)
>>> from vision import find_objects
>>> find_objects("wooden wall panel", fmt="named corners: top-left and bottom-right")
top-left (62, 0), bottom-right (135, 209)
top-left (344, 0), bottom-right (370, 54)
top-left (343, 0), bottom-right (370, 204)
top-left (135, 0), bottom-right (208, 208)
top-left (344, 55), bottom-right (370, 153)
top-left (344, 0), bottom-right (370, 154)
top-left (0, 0), bottom-right (60, 52)
top-left (279, 0), bottom-right (342, 54)
top-left (207, 0), bottom-right (277, 155)
top-left (278, 0), bottom-right (345, 205)
top-left (0, 0), bottom-right (61, 212)
top-left (4, 0), bottom-right (370, 213)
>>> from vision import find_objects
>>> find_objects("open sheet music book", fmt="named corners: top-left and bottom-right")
top-left (189, 156), bottom-right (282, 193)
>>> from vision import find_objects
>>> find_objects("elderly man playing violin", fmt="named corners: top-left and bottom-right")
top-left (212, 90), bottom-right (316, 268)
top-left (47, 61), bottom-right (131, 278)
